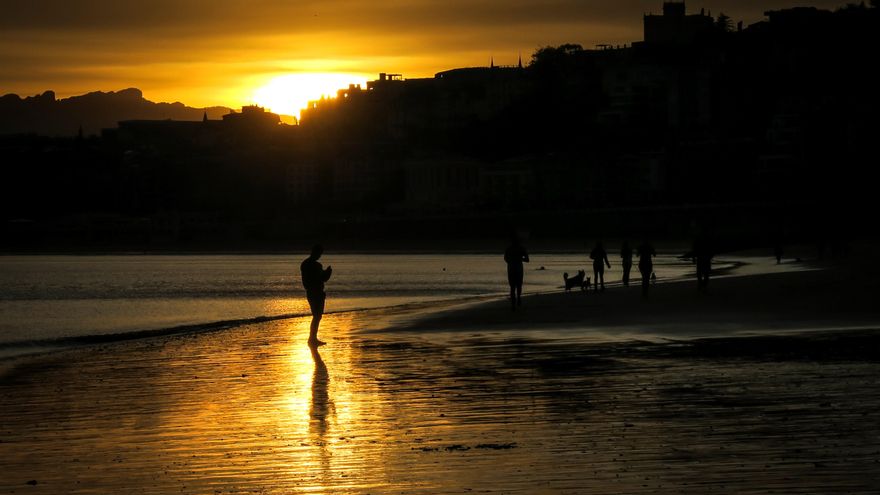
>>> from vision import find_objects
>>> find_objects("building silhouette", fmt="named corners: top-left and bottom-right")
top-left (643, 2), bottom-right (715, 45)
top-left (2, 2), bottom-right (878, 249)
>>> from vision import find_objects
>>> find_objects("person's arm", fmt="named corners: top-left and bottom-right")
top-left (323, 265), bottom-right (332, 281)
top-left (301, 262), bottom-right (313, 288)
top-left (522, 250), bottom-right (529, 263)
top-left (605, 253), bottom-right (611, 269)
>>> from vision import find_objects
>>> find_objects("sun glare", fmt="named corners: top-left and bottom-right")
top-left (252, 73), bottom-right (370, 121)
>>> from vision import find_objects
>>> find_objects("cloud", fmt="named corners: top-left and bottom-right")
top-left (1, 0), bottom-right (853, 106)
top-left (1, 0), bottom-right (851, 32)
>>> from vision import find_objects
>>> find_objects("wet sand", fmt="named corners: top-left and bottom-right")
top-left (391, 259), bottom-right (880, 339)
top-left (1, 260), bottom-right (880, 493)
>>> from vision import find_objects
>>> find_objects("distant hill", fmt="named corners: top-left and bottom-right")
top-left (0, 88), bottom-right (232, 137)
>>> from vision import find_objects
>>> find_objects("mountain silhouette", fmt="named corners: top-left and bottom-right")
top-left (0, 88), bottom-right (232, 137)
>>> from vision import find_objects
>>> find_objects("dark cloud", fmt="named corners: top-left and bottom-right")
top-left (1, 0), bottom-right (853, 105)
top-left (2, 0), bottom-right (851, 33)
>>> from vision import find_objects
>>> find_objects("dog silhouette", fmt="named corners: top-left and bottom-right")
top-left (563, 270), bottom-right (591, 291)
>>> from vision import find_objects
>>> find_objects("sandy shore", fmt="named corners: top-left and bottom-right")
top-left (1, 258), bottom-right (879, 493)
top-left (390, 258), bottom-right (880, 339)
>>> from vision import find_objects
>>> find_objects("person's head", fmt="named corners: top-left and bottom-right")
top-left (310, 244), bottom-right (324, 259)
top-left (509, 231), bottom-right (520, 245)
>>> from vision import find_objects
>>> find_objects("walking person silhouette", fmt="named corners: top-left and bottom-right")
top-left (637, 240), bottom-right (656, 297)
top-left (590, 241), bottom-right (611, 291)
top-left (620, 240), bottom-right (633, 286)
top-left (692, 234), bottom-right (714, 291)
top-left (301, 244), bottom-right (332, 347)
top-left (504, 235), bottom-right (530, 311)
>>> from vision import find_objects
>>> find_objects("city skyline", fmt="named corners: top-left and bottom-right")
top-left (3, 0), bottom-right (852, 116)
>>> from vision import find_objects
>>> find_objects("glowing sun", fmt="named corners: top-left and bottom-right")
top-left (252, 73), bottom-right (370, 120)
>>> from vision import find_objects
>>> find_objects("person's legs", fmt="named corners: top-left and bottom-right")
top-left (307, 293), bottom-right (326, 345)
top-left (509, 268), bottom-right (523, 310)
top-left (623, 264), bottom-right (631, 286)
top-left (697, 261), bottom-right (710, 290)
top-left (516, 283), bottom-right (523, 306)
top-left (309, 314), bottom-right (322, 341)
top-left (640, 267), bottom-right (650, 296)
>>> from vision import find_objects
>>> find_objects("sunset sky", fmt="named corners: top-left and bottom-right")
top-left (2, 0), bottom-right (849, 116)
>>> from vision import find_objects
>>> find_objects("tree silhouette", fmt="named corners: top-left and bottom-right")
top-left (715, 13), bottom-right (733, 32)
top-left (530, 44), bottom-right (584, 68)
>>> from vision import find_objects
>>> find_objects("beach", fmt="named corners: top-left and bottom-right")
top-left (1, 255), bottom-right (879, 493)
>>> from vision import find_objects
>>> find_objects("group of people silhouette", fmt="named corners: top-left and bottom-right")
top-left (504, 236), bottom-right (716, 310)
top-left (504, 237), bottom-right (663, 311)
top-left (301, 236), bottom-right (714, 345)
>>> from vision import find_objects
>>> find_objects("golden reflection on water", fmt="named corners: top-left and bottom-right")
top-left (262, 297), bottom-right (310, 316)
top-left (4, 305), bottom-right (879, 494)
top-left (308, 346), bottom-right (332, 480)
top-left (281, 314), bottom-right (373, 492)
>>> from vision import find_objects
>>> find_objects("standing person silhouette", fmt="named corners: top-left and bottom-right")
top-left (620, 240), bottom-right (633, 287)
top-left (301, 244), bottom-right (332, 347)
top-left (774, 243), bottom-right (784, 264)
top-left (637, 240), bottom-right (656, 297)
top-left (590, 241), bottom-right (611, 291)
top-left (692, 234), bottom-right (714, 291)
top-left (504, 235), bottom-right (529, 311)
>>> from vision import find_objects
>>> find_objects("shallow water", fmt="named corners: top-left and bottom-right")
top-left (0, 253), bottom-right (702, 345)
top-left (1, 312), bottom-right (877, 494)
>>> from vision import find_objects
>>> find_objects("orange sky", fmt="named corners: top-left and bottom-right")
top-left (1, 0), bottom-right (850, 115)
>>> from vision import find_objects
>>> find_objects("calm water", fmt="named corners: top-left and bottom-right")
top-left (0, 253), bottom-right (699, 346)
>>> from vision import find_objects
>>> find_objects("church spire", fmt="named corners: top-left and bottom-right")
top-left (490, 56), bottom-right (495, 69)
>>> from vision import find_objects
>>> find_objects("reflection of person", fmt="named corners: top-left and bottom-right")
top-left (590, 241), bottom-right (612, 291)
top-left (301, 244), bottom-right (332, 347)
top-left (310, 347), bottom-right (330, 424)
top-left (637, 240), bottom-right (655, 297)
top-left (504, 236), bottom-right (530, 310)
top-left (309, 347), bottom-right (332, 474)
top-left (620, 241), bottom-right (633, 286)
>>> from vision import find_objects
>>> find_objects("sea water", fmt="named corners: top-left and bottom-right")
top-left (0, 253), bottom-right (701, 346)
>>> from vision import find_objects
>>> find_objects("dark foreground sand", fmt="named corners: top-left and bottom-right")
top-left (1, 259), bottom-right (879, 493)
